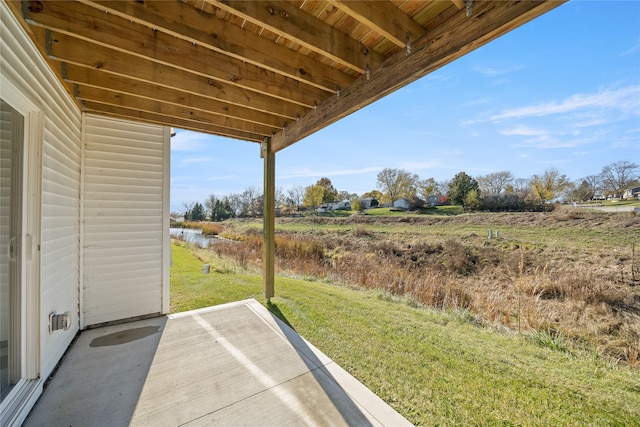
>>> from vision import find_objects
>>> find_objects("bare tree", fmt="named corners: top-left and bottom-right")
top-left (510, 178), bottom-right (531, 198)
top-left (240, 186), bottom-right (261, 217)
top-left (477, 171), bottom-right (514, 195)
top-left (337, 190), bottom-right (357, 202)
top-left (436, 180), bottom-right (450, 197)
top-left (576, 175), bottom-right (602, 201)
top-left (227, 193), bottom-right (242, 217)
top-left (204, 194), bottom-right (218, 220)
top-left (286, 184), bottom-right (305, 211)
top-left (183, 201), bottom-right (195, 220)
top-left (600, 160), bottom-right (639, 198)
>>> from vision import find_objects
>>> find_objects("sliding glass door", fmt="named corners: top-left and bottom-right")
top-left (0, 99), bottom-right (23, 402)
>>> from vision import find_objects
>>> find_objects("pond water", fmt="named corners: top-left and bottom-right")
top-left (170, 227), bottom-right (217, 248)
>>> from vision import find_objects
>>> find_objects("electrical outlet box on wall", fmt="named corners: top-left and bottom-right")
top-left (49, 311), bottom-right (71, 333)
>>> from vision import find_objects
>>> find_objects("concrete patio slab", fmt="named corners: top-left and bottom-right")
top-left (24, 299), bottom-right (411, 426)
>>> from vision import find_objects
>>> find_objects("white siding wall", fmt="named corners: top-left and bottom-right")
top-left (82, 115), bottom-right (169, 326)
top-left (1, 1), bottom-right (83, 380)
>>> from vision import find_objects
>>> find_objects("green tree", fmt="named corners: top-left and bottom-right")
top-left (417, 178), bottom-right (438, 200)
top-left (190, 202), bottom-right (206, 221)
top-left (529, 168), bottom-right (569, 204)
top-left (448, 172), bottom-right (479, 206)
top-left (463, 189), bottom-right (481, 211)
top-left (303, 184), bottom-right (324, 208)
top-left (351, 195), bottom-right (363, 212)
top-left (376, 168), bottom-right (418, 203)
top-left (316, 177), bottom-right (338, 203)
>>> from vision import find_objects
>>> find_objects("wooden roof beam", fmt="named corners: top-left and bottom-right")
top-left (62, 64), bottom-right (287, 129)
top-left (83, 101), bottom-right (265, 143)
top-left (80, 0), bottom-right (353, 94)
top-left (271, 0), bottom-right (566, 153)
top-left (22, 0), bottom-right (325, 108)
top-left (327, 0), bottom-right (426, 48)
top-left (30, 27), bottom-right (304, 120)
top-left (74, 85), bottom-right (277, 137)
top-left (209, 0), bottom-right (385, 74)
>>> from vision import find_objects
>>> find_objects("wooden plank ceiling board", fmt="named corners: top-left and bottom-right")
top-left (8, 0), bottom-right (566, 153)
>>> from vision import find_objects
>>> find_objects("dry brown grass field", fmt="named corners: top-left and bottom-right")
top-left (208, 210), bottom-right (640, 365)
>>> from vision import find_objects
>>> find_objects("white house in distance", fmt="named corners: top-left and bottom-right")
top-left (0, 0), bottom-right (563, 424)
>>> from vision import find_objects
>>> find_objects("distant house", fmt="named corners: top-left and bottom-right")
top-left (393, 199), bottom-right (411, 210)
top-left (623, 186), bottom-right (640, 199)
top-left (319, 201), bottom-right (351, 211)
top-left (426, 195), bottom-right (439, 207)
top-left (359, 197), bottom-right (378, 209)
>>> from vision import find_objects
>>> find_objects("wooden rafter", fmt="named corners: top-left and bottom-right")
top-left (81, 0), bottom-right (353, 93)
top-left (208, 0), bottom-right (385, 74)
top-left (63, 64), bottom-right (285, 129)
top-left (23, 1), bottom-right (325, 107)
top-left (8, 0), bottom-right (565, 145)
top-left (327, 0), bottom-right (426, 48)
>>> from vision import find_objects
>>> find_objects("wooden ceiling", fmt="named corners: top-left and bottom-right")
top-left (8, 0), bottom-right (564, 153)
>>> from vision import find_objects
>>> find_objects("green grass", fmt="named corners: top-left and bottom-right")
top-left (261, 220), bottom-right (635, 250)
top-left (363, 206), bottom-right (464, 216)
top-left (171, 242), bottom-right (640, 426)
top-left (363, 207), bottom-right (408, 216)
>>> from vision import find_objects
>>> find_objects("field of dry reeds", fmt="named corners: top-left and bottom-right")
top-left (208, 211), bottom-right (640, 364)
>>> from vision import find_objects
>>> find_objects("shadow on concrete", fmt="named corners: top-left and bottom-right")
top-left (24, 317), bottom-right (167, 427)
top-left (265, 301), bottom-right (375, 427)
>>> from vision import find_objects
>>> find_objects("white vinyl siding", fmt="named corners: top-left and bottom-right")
top-left (1, 1), bottom-right (83, 385)
top-left (82, 115), bottom-right (169, 326)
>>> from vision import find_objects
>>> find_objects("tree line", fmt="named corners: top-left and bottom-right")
top-left (178, 160), bottom-right (638, 220)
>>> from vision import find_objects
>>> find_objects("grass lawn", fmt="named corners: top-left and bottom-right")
top-left (171, 242), bottom-right (640, 426)
top-left (364, 206), bottom-right (464, 216)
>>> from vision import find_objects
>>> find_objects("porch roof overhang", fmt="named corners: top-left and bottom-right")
top-left (8, 0), bottom-right (564, 154)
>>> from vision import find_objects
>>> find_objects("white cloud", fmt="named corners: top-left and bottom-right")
top-left (620, 41), bottom-right (640, 56)
top-left (171, 130), bottom-right (210, 152)
top-left (179, 156), bottom-right (214, 167)
top-left (500, 125), bottom-right (548, 137)
top-left (472, 64), bottom-right (524, 76)
top-left (491, 86), bottom-right (640, 121)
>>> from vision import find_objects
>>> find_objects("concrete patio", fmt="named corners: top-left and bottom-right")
top-left (24, 299), bottom-right (411, 426)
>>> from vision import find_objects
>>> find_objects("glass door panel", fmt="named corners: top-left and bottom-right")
top-left (0, 99), bottom-right (23, 402)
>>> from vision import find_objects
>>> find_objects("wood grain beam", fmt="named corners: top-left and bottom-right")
top-left (62, 63), bottom-right (286, 129)
top-left (327, 0), bottom-right (426, 48)
top-left (271, 0), bottom-right (566, 153)
top-left (81, 0), bottom-right (353, 94)
top-left (210, 0), bottom-right (384, 74)
top-left (37, 30), bottom-right (305, 120)
top-left (83, 101), bottom-right (264, 142)
top-left (75, 85), bottom-right (276, 137)
top-left (22, 0), bottom-right (325, 108)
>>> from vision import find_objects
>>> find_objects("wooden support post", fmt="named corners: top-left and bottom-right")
top-left (262, 137), bottom-right (275, 301)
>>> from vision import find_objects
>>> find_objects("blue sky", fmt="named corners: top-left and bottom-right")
top-left (170, 1), bottom-right (640, 213)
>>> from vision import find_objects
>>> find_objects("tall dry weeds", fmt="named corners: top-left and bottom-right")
top-left (207, 222), bottom-right (640, 364)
